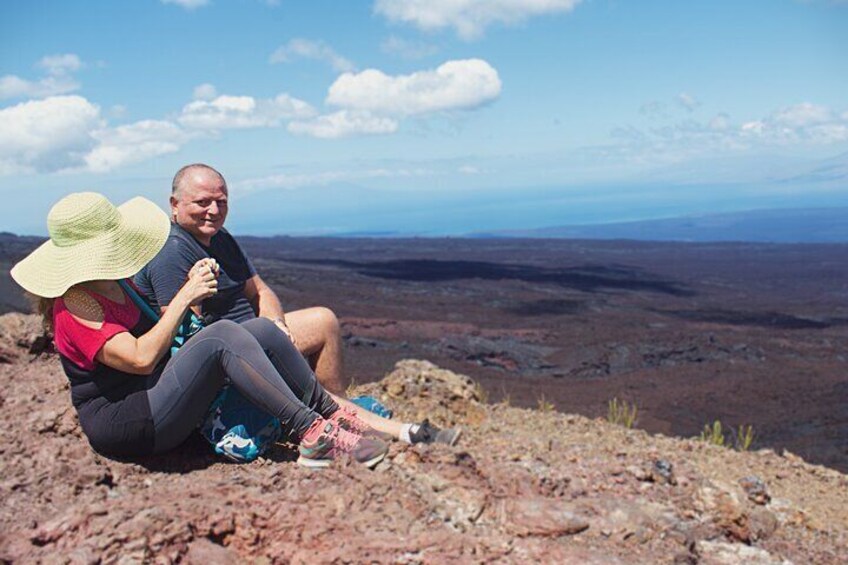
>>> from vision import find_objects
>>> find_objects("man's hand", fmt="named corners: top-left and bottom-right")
top-left (245, 273), bottom-right (294, 344)
top-left (274, 317), bottom-right (297, 346)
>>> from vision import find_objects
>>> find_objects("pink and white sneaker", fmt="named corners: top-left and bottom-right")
top-left (297, 418), bottom-right (388, 469)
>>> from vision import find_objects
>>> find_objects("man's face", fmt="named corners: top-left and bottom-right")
top-left (171, 170), bottom-right (229, 244)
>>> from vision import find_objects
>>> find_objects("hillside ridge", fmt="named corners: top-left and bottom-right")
top-left (1, 313), bottom-right (846, 563)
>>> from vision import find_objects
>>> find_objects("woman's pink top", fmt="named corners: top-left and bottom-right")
top-left (53, 285), bottom-right (140, 370)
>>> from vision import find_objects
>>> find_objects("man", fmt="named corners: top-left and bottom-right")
top-left (136, 163), bottom-right (461, 446)
top-left (135, 163), bottom-right (347, 394)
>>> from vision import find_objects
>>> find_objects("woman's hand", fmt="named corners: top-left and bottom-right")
top-left (180, 258), bottom-right (219, 306)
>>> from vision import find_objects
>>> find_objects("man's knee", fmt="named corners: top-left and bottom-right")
top-left (313, 306), bottom-right (340, 338)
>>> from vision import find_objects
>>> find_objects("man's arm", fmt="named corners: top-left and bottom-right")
top-left (243, 273), bottom-right (296, 344)
top-left (135, 237), bottom-right (199, 313)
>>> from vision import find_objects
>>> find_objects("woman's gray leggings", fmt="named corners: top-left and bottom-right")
top-left (147, 317), bottom-right (338, 453)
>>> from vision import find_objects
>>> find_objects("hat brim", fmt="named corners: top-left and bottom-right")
top-left (11, 197), bottom-right (171, 298)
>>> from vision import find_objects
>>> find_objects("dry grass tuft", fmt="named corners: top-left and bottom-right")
top-left (607, 397), bottom-right (638, 429)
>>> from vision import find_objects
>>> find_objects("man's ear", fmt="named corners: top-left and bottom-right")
top-left (169, 196), bottom-right (179, 221)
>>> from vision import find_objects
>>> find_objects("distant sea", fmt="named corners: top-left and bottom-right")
top-left (280, 207), bottom-right (848, 243)
top-left (469, 207), bottom-right (848, 243)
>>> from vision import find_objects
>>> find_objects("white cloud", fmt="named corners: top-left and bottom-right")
top-left (85, 120), bottom-right (190, 172)
top-left (380, 35), bottom-right (439, 59)
top-left (237, 166), bottom-right (432, 192)
top-left (677, 92), bottom-right (699, 112)
top-left (269, 39), bottom-right (355, 72)
top-left (287, 59), bottom-right (501, 139)
top-left (160, 0), bottom-right (209, 9)
top-left (0, 95), bottom-right (194, 175)
top-left (0, 95), bottom-right (101, 174)
top-left (192, 83), bottom-right (218, 101)
top-left (605, 102), bottom-right (848, 169)
top-left (38, 54), bottom-right (83, 75)
top-left (374, 0), bottom-right (582, 40)
top-left (740, 103), bottom-right (847, 144)
top-left (458, 165), bottom-right (480, 174)
top-left (327, 59), bottom-right (501, 116)
top-left (288, 110), bottom-right (398, 139)
top-left (770, 102), bottom-right (832, 128)
top-left (740, 120), bottom-right (764, 136)
top-left (0, 53), bottom-right (84, 100)
top-left (178, 93), bottom-right (316, 129)
top-left (804, 123), bottom-right (848, 143)
top-left (0, 74), bottom-right (79, 100)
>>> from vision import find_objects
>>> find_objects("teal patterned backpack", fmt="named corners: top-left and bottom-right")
top-left (198, 389), bottom-right (282, 462)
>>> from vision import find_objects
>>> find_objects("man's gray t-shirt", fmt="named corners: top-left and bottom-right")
top-left (135, 223), bottom-right (258, 323)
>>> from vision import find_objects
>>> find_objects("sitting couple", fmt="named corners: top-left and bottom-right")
top-left (11, 164), bottom-right (459, 468)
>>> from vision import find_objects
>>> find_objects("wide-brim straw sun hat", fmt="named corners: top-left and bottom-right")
top-left (11, 192), bottom-right (171, 298)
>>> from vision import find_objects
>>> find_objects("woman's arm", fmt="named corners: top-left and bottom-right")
top-left (96, 259), bottom-right (219, 374)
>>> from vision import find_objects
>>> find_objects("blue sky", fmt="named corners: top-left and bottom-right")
top-left (1, 0), bottom-right (847, 236)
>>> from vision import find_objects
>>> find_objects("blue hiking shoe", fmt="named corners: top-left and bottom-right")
top-left (350, 396), bottom-right (393, 419)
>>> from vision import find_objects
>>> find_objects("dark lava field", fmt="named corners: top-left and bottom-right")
top-left (3, 234), bottom-right (848, 472)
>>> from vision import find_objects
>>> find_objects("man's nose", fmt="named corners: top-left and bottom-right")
top-left (208, 201), bottom-right (220, 215)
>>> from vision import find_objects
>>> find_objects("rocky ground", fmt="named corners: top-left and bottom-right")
top-left (1, 313), bottom-right (847, 564)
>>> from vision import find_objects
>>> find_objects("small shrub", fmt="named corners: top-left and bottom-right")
top-left (537, 394), bottom-right (555, 413)
top-left (607, 397), bottom-right (638, 429)
top-left (733, 424), bottom-right (755, 451)
top-left (700, 420), bottom-right (725, 447)
top-left (699, 420), bottom-right (755, 451)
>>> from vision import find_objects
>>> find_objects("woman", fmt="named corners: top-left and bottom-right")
top-left (11, 192), bottom-right (388, 467)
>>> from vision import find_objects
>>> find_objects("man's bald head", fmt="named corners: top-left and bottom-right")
top-left (172, 163), bottom-right (227, 200)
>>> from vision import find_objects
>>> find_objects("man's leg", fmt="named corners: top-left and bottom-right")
top-left (284, 306), bottom-right (348, 395)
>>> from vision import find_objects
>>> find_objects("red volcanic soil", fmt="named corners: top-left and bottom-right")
top-left (3, 234), bottom-right (847, 471)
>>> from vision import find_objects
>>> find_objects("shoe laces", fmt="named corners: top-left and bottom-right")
top-left (332, 424), bottom-right (364, 453)
top-left (301, 417), bottom-right (328, 444)
top-left (329, 406), bottom-right (368, 434)
top-left (342, 407), bottom-right (369, 432)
